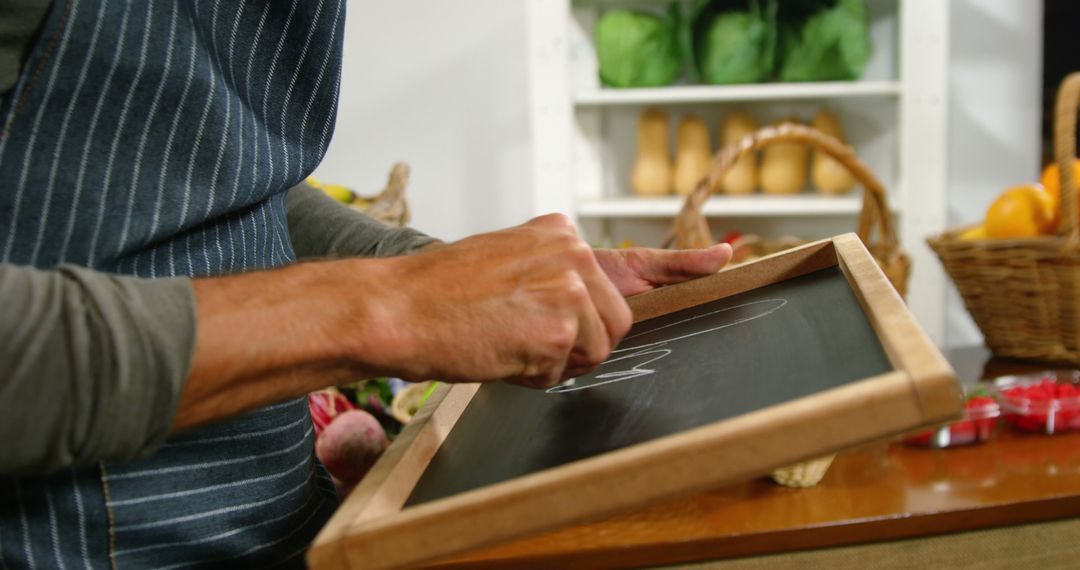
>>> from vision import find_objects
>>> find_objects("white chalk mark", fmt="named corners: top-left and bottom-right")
top-left (547, 299), bottom-right (787, 394)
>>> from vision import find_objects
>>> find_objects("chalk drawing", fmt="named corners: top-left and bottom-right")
top-left (547, 298), bottom-right (788, 394)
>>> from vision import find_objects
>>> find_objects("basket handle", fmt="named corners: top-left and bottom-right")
top-left (1055, 73), bottom-right (1080, 238)
top-left (663, 123), bottom-right (897, 251)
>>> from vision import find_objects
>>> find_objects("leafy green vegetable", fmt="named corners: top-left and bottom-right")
top-left (693, 0), bottom-right (777, 85)
top-left (595, 5), bottom-right (682, 88)
top-left (778, 0), bottom-right (871, 82)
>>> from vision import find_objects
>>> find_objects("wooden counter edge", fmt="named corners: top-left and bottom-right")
top-left (423, 494), bottom-right (1080, 570)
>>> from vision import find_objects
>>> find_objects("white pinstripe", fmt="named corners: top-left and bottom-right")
top-left (113, 489), bottom-right (322, 558)
top-left (221, 213), bottom-right (235, 274)
top-left (70, 472), bottom-right (91, 570)
top-left (110, 453), bottom-right (311, 507)
top-left (295, 0), bottom-right (343, 181)
top-left (147, 29), bottom-right (199, 262)
top-left (235, 212), bottom-right (248, 270)
top-left (114, 460), bottom-right (315, 531)
top-left (222, 7), bottom-right (247, 276)
top-left (212, 223), bottom-right (224, 274)
top-left (1, 0), bottom-right (83, 262)
top-left (248, 212), bottom-right (259, 268)
top-left (116, 1), bottom-right (179, 257)
top-left (277, 0), bottom-right (327, 186)
top-left (183, 230), bottom-right (196, 276)
top-left (208, 0), bottom-right (222, 65)
top-left (109, 425), bottom-right (313, 480)
top-left (317, 70), bottom-right (342, 156)
top-left (263, 206), bottom-right (277, 267)
top-left (166, 240), bottom-right (177, 277)
top-left (272, 196), bottom-right (292, 262)
top-left (176, 46), bottom-right (218, 237)
top-left (242, 2), bottom-right (270, 207)
top-left (157, 493), bottom-right (326, 569)
top-left (199, 228), bottom-right (211, 276)
top-left (258, 0), bottom-right (300, 192)
top-left (15, 480), bottom-right (35, 570)
top-left (44, 488), bottom-right (67, 570)
top-left (86, 2), bottom-right (155, 265)
top-left (26, 0), bottom-right (90, 265)
top-left (224, 1), bottom-right (247, 90)
top-left (214, 3), bottom-right (248, 203)
top-left (260, 203), bottom-right (276, 266)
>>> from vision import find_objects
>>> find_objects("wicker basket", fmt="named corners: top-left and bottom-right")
top-left (353, 162), bottom-right (411, 228)
top-left (770, 454), bottom-right (837, 488)
top-left (928, 72), bottom-right (1080, 365)
top-left (665, 123), bottom-right (910, 297)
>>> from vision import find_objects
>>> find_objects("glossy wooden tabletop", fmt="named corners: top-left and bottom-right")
top-left (425, 348), bottom-right (1080, 569)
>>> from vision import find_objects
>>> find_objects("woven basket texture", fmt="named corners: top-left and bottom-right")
top-left (928, 72), bottom-right (1080, 364)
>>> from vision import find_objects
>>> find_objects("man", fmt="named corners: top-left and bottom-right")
top-left (0, 1), bottom-right (731, 567)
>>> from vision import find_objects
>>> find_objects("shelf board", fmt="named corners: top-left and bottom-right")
top-left (576, 195), bottom-right (880, 218)
top-left (574, 81), bottom-right (901, 107)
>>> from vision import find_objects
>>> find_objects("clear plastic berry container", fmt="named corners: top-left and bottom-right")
top-left (995, 371), bottom-right (1080, 435)
top-left (900, 385), bottom-right (999, 448)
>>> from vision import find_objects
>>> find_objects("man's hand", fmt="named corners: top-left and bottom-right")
top-left (593, 244), bottom-right (733, 297)
top-left (372, 214), bottom-right (633, 389)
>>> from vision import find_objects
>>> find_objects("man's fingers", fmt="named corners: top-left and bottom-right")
top-left (629, 243), bottom-right (733, 285)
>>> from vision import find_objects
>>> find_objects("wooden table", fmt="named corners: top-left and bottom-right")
top-left (426, 347), bottom-right (1080, 569)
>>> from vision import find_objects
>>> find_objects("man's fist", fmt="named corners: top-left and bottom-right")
top-left (370, 214), bottom-right (633, 389)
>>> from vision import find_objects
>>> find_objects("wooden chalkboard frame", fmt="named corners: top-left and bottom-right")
top-left (307, 233), bottom-right (962, 570)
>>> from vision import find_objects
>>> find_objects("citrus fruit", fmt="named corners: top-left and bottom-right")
top-left (984, 184), bottom-right (1055, 238)
top-left (958, 225), bottom-right (987, 240)
top-left (1041, 160), bottom-right (1080, 228)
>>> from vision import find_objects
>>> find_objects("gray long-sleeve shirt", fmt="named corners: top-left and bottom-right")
top-left (0, 183), bottom-right (437, 475)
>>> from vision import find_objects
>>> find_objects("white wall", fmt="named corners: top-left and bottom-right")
top-left (314, 1), bottom-right (533, 242)
top-left (944, 0), bottom-right (1044, 347)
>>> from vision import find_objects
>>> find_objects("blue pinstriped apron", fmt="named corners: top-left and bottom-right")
top-left (0, 1), bottom-right (345, 567)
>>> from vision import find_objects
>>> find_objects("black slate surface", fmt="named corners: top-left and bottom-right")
top-left (405, 266), bottom-right (893, 507)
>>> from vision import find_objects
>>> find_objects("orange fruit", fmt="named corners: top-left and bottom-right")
top-left (1041, 160), bottom-right (1080, 228)
top-left (958, 225), bottom-right (987, 240)
top-left (984, 184), bottom-right (1055, 238)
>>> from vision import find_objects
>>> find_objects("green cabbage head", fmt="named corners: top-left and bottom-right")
top-left (779, 0), bottom-right (871, 82)
top-left (596, 7), bottom-right (682, 88)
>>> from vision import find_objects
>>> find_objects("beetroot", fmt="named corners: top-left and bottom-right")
top-left (308, 389), bottom-right (356, 438)
top-left (315, 409), bottom-right (390, 484)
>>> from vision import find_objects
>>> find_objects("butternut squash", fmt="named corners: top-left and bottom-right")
top-left (811, 109), bottom-right (856, 194)
top-left (715, 112), bottom-right (758, 194)
top-left (760, 118), bottom-right (808, 195)
top-left (631, 108), bottom-right (673, 197)
top-left (673, 116), bottom-right (712, 196)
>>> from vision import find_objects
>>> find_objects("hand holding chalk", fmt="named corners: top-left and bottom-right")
top-left (365, 214), bottom-right (633, 389)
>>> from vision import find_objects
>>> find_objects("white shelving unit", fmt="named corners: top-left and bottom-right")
top-left (575, 81), bottom-right (902, 106)
top-left (577, 194), bottom-right (888, 218)
top-left (526, 0), bottom-right (950, 342)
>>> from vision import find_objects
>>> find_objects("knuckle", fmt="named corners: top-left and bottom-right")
top-left (546, 317), bottom-right (577, 354)
top-left (567, 241), bottom-right (595, 266)
top-left (612, 303), bottom-right (633, 341)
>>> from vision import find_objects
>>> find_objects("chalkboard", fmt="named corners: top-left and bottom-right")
top-left (406, 266), bottom-right (892, 506)
top-left (308, 235), bottom-right (961, 570)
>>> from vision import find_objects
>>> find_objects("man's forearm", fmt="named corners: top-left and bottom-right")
top-left (178, 258), bottom-right (398, 431)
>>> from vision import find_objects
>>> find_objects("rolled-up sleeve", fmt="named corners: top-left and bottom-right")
top-left (0, 264), bottom-right (195, 475)
top-left (285, 182), bottom-right (439, 258)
